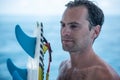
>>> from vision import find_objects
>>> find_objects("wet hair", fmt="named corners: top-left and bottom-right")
top-left (65, 0), bottom-right (104, 30)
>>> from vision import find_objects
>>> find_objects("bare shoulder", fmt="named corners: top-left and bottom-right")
top-left (57, 59), bottom-right (71, 80)
top-left (90, 54), bottom-right (120, 80)
top-left (57, 59), bottom-right (120, 80)
top-left (87, 66), bottom-right (120, 80)
top-left (58, 59), bottom-right (71, 73)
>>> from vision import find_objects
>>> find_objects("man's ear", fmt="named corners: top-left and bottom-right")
top-left (91, 25), bottom-right (101, 40)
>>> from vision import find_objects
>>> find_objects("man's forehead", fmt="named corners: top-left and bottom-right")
top-left (65, 6), bottom-right (88, 15)
top-left (63, 6), bottom-right (89, 20)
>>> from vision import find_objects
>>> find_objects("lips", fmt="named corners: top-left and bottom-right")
top-left (62, 39), bottom-right (73, 44)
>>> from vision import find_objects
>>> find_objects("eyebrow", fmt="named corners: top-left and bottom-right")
top-left (60, 21), bottom-right (80, 25)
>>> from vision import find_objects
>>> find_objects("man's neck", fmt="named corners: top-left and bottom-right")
top-left (69, 48), bottom-right (95, 69)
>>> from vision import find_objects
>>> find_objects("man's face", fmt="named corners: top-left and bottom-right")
top-left (60, 6), bottom-right (93, 53)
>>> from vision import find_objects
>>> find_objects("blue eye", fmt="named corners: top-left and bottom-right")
top-left (70, 25), bottom-right (78, 29)
top-left (71, 25), bottom-right (76, 28)
top-left (61, 23), bottom-right (65, 28)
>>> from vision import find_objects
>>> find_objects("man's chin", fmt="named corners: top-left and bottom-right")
top-left (62, 47), bottom-right (72, 52)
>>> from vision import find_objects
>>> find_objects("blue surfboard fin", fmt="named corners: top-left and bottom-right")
top-left (7, 59), bottom-right (27, 80)
top-left (15, 25), bottom-right (36, 58)
top-left (13, 71), bottom-right (23, 80)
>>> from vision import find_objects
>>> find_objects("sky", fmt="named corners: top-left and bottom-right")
top-left (0, 0), bottom-right (120, 16)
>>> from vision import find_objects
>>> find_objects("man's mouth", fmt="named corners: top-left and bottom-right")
top-left (62, 39), bottom-right (73, 44)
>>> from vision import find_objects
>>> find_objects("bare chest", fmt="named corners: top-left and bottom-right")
top-left (58, 67), bottom-right (92, 80)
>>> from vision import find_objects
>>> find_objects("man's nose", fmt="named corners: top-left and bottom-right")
top-left (62, 26), bottom-right (71, 36)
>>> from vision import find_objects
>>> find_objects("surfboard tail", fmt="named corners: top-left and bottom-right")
top-left (7, 22), bottom-right (52, 80)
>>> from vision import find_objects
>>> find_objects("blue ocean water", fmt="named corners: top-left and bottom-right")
top-left (0, 15), bottom-right (120, 80)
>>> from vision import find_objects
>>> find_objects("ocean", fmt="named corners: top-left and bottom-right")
top-left (0, 15), bottom-right (120, 80)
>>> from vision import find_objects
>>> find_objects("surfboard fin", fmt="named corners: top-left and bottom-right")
top-left (15, 25), bottom-right (36, 58)
top-left (7, 59), bottom-right (27, 80)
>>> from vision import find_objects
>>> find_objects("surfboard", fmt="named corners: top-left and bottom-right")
top-left (7, 22), bottom-right (52, 80)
